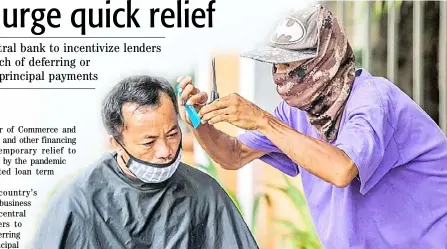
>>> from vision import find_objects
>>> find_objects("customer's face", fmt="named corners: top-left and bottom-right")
top-left (118, 93), bottom-right (181, 164)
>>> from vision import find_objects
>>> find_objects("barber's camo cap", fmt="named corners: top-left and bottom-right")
top-left (241, 5), bottom-right (321, 64)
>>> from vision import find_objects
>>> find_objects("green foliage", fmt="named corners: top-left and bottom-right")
top-left (251, 192), bottom-right (272, 235)
top-left (371, 0), bottom-right (403, 21)
top-left (268, 175), bottom-right (322, 249)
top-left (354, 49), bottom-right (363, 68)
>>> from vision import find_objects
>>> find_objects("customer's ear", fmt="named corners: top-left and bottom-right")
top-left (108, 136), bottom-right (123, 154)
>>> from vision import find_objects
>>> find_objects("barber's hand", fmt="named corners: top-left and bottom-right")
top-left (177, 76), bottom-right (209, 127)
top-left (198, 93), bottom-right (267, 130)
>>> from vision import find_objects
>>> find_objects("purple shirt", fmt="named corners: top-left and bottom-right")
top-left (238, 69), bottom-right (447, 249)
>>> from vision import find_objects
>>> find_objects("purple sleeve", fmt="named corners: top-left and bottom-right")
top-left (334, 104), bottom-right (396, 195)
top-left (237, 102), bottom-right (299, 176)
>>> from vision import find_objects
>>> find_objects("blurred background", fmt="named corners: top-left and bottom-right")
top-left (0, 0), bottom-right (445, 248)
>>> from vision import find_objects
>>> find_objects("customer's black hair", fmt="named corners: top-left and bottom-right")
top-left (101, 75), bottom-right (178, 142)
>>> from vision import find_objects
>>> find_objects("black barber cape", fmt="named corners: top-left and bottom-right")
top-left (31, 152), bottom-right (259, 249)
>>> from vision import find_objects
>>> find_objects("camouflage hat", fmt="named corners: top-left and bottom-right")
top-left (241, 5), bottom-right (321, 64)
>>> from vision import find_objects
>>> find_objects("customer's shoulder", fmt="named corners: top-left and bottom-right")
top-left (42, 171), bottom-right (90, 218)
top-left (175, 163), bottom-right (226, 194)
top-left (43, 154), bottom-right (115, 215)
top-left (49, 153), bottom-right (114, 199)
top-left (176, 163), bottom-right (220, 184)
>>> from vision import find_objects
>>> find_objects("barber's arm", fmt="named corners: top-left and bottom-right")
top-left (258, 113), bottom-right (357, 187)
top-left (193, 123), bottom-right (265, 170)
top-left (177, 77), bottom-right (266, 170)
top-left (199, 93), bottom-right (358, 188)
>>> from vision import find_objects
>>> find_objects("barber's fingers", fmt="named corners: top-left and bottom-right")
top-left (181, 84), bottom-right (199, 103)
top-left (178, 76), bottom-right (193, 90)
top-left (177, 76), bottom-right (186, 83)
top-left (199, 99), bottom-right (228, 116)
top-left (186, 92), bottom-right (208, 106)
top-left (207, 113), bottom-right (234, 125)
top-left (201, 107), bottom-right (231, 123)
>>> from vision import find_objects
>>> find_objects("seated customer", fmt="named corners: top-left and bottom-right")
top-left (31, 75), bottom-right (259, 249)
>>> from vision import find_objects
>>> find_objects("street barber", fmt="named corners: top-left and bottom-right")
top-left (177, 5), bottom-right (447, 249)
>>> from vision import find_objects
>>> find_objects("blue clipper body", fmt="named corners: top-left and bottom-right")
top-left (177, 84), bottom-right (201, 129)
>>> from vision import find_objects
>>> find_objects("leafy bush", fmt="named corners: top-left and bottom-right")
top-left (268, 175), bottom-right (322, 249)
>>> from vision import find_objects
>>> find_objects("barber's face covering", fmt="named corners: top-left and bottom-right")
top-left (273, 7), bottom-right (356, 142)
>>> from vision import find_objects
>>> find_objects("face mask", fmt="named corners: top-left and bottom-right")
top-left (116, 140), bottom-right (182, 183)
